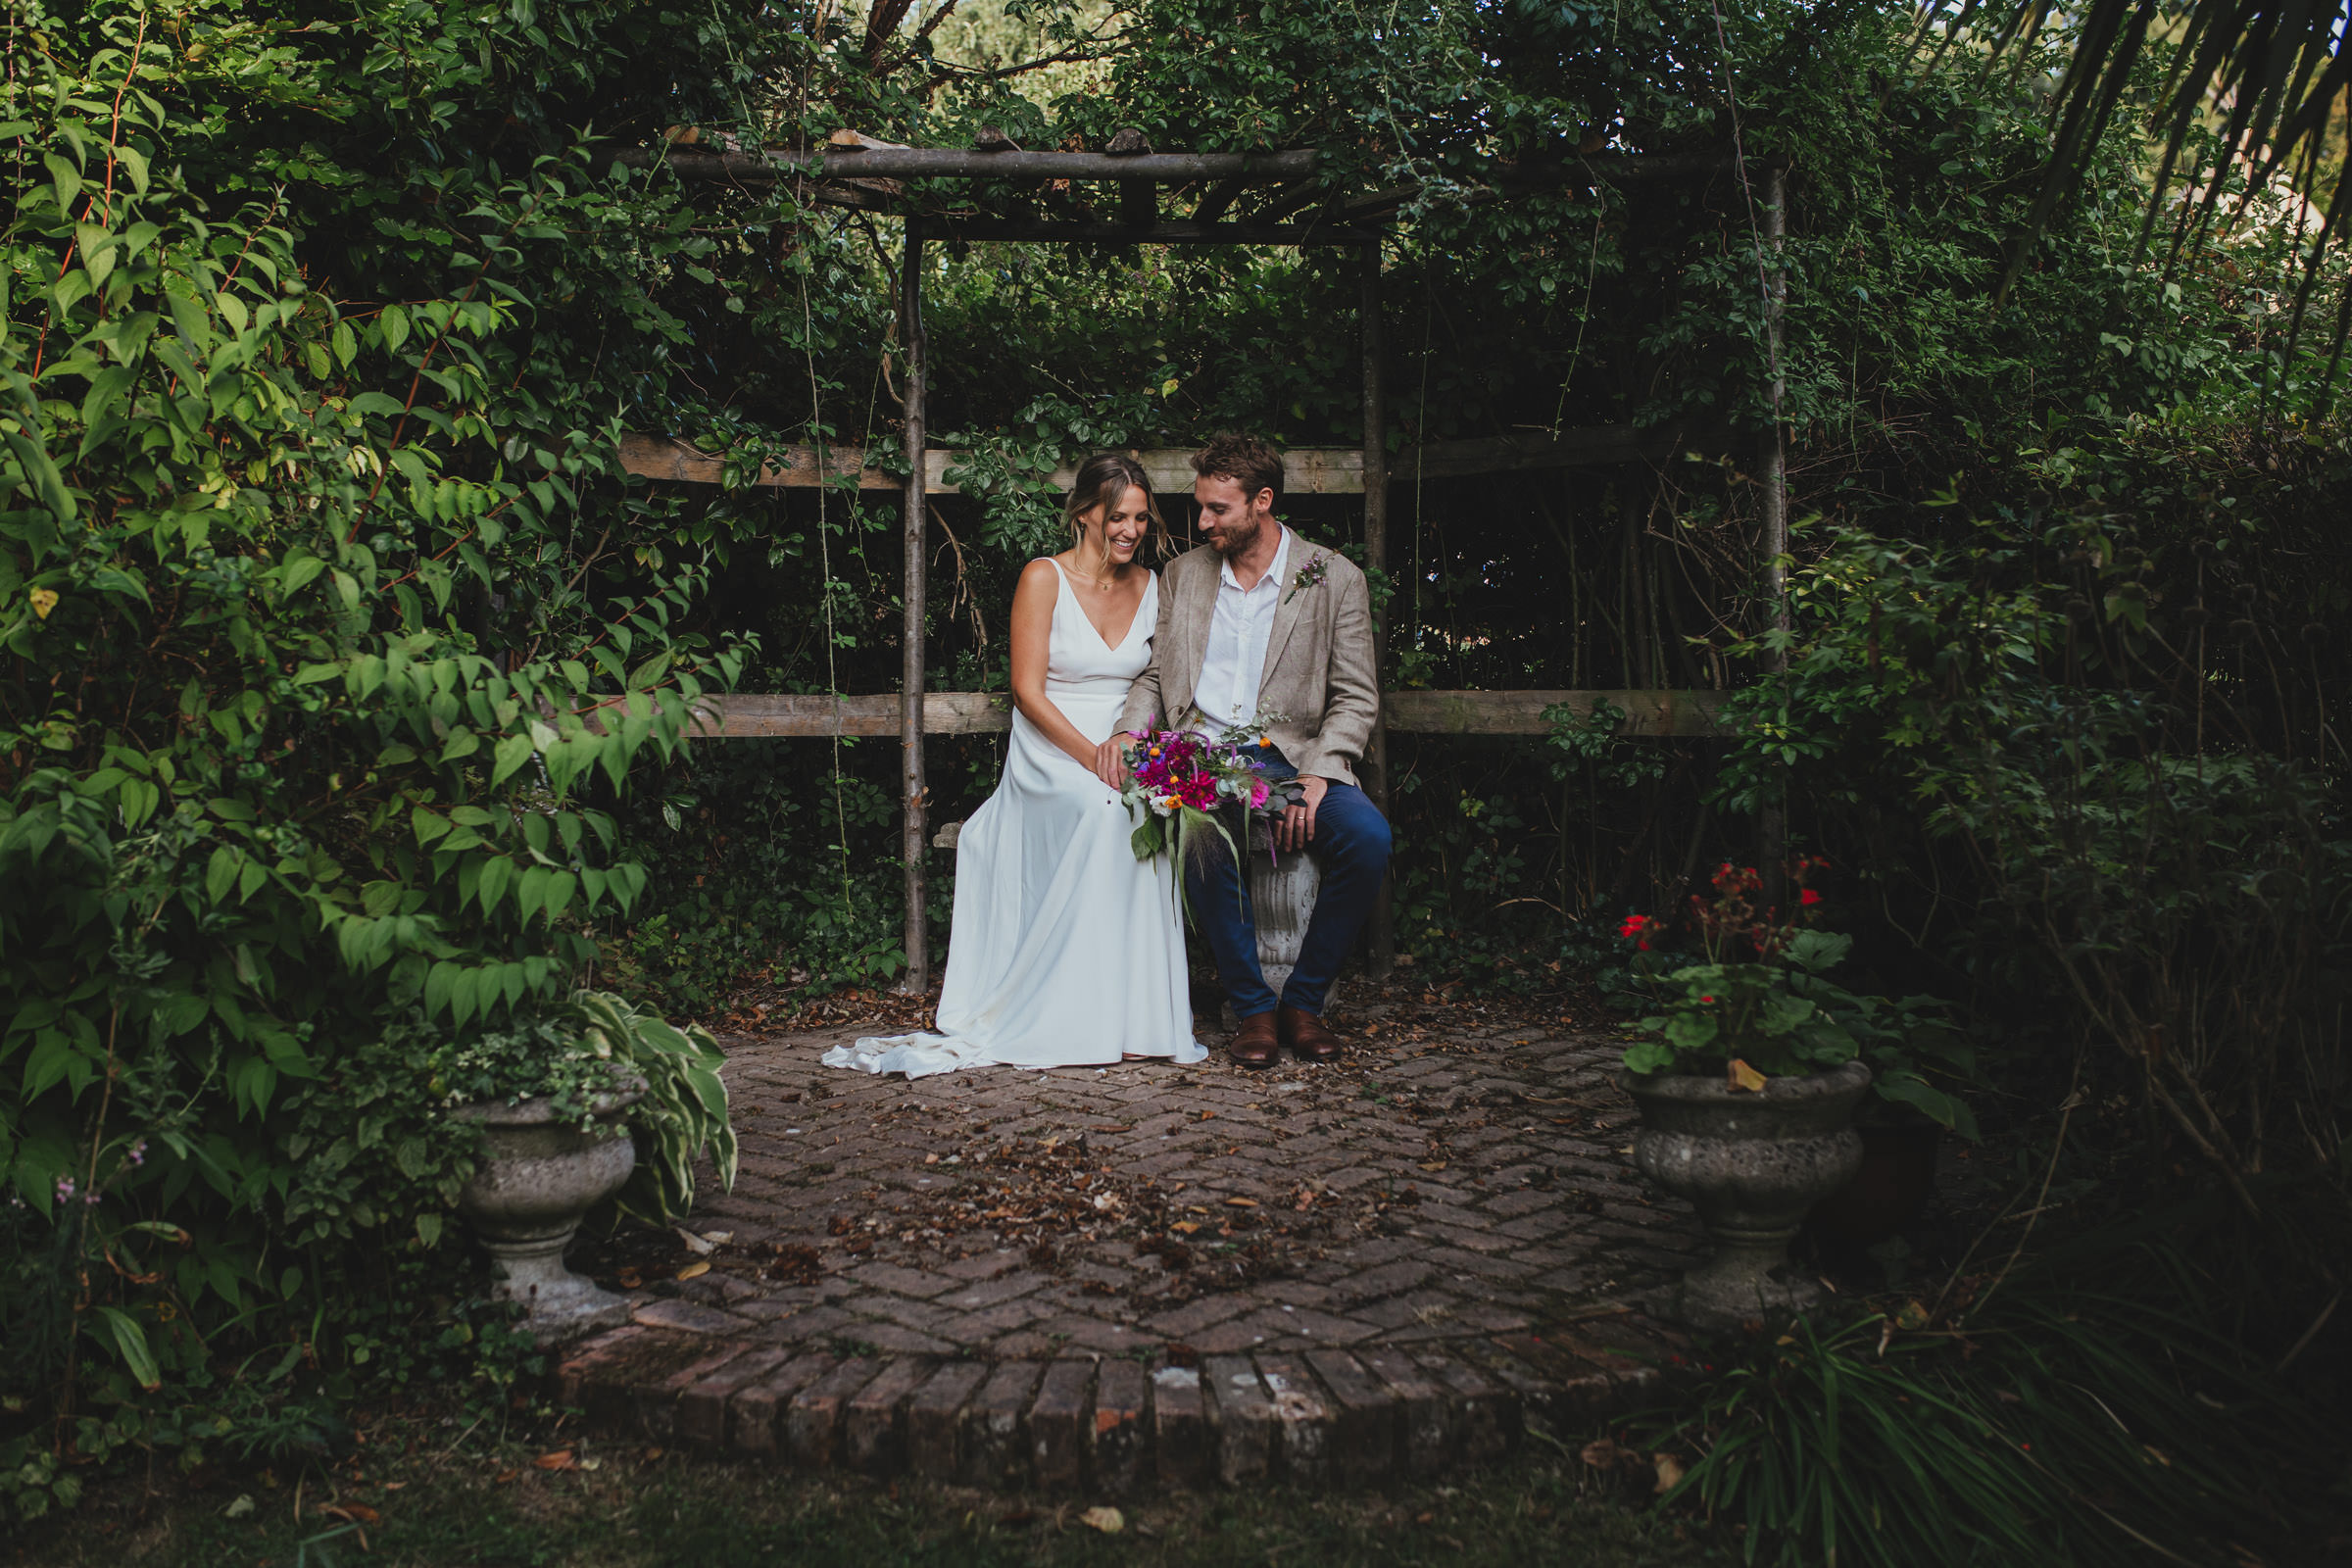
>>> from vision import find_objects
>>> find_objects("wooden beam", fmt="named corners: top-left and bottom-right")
top-left (1250, 180), bottom-right (1331, 224)
top-left (621, 431), bottom-right (1731, 496)
top-left (926, 219), bottom-right (1367, 246)
top-left (1359, 238), bottom-right (1394, 977)
top-left (626, 147), bottom-right (1320, 182)
top-left (898, 224), bottom-right (930, 994)
top-left (689, 689), bottom-right (1726, 739)
top-left (616, 431), bottom-right (949, 490)
top-left (1382, 689), bottom-right (1727, 737)
top-left (692, 692), bottom-right (1014, 737)
top-left (618, 436), bottom-right (1362, 495)
top-left (624, 145), bottom-right (1767, 188)
top-left (1193, 176), bottom-right (1246, 222)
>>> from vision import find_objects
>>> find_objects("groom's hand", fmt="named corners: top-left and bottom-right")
top-left (1094, 735), bottom-right (1132, 789)
top-left (1277, 774), bottom-right (1329, 853)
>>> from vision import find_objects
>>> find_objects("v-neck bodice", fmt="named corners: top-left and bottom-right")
top-left (1042, 560), bottom-right (1156, 705)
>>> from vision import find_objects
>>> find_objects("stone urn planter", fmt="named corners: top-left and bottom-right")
top-left (1810, 1112), bottom-right (1941, 1247)
top-left (1218, 826), bottom-right (1340, 1028)
top-left (453, 1088), bottom-right (640, 1340)
top-left (1622, 1059), bottom-right (1872, 1329)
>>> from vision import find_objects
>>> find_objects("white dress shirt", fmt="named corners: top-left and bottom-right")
top-left (1193, 524), bottom-right (1292, 735)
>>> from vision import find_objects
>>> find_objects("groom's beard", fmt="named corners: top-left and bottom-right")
top-left (1209, 513), bottom-right (1264, 558)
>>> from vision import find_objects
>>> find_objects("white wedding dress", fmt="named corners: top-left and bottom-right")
top-left (823, 561), bottom-right (1204, 1077)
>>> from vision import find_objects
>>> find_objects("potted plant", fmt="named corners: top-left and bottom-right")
top-left (1617, 862), bottom-right (1972, 1327)
top-left (1807, 984), bottom-right (1980, 1249)
top-left (436, 991), bottom-right (737, 1339)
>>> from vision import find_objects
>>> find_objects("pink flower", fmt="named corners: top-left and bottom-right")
top-left (1250, 779), bottom-right (1270, 808)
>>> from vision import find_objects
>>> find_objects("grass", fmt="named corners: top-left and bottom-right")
top-left (18, 1418), bottom-right (1725, 1568)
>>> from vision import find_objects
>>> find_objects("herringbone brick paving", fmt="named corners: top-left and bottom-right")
top-left (555, 993), bottom-right (1710, 1489)
top-left (583, 994), bottom-right (1707, 1358)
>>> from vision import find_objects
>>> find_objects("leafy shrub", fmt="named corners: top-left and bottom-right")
top-left (0, 0), bottom-right (755, 1451)
top-left (1642, 1263), bottom-right (2330, 1566)
top-left (1717, 517), bottom-right (2350, 1217)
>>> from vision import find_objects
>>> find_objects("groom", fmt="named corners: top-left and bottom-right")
top-left (1097, 434), bottom-right (1391, 1068)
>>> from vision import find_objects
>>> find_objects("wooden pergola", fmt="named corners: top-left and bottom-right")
top-left (618, 135), bottom-right (1787, 995)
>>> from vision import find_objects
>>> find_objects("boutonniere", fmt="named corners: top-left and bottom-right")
top-left (1284, 553), bottom-right (1329, 605)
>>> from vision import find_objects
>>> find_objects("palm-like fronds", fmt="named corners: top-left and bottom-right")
top-left (1945, 0), bottom-right (2352, 359)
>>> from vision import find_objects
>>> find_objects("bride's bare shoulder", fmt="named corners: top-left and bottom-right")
top-left (1012, 557), bottom-right (1064, 603)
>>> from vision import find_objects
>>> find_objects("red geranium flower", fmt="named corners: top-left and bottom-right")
top-left (1800, 887), bottom-right (1822, 906)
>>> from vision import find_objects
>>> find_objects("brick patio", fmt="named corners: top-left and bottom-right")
top-left (555, 991), bottom-right (1706, 1488)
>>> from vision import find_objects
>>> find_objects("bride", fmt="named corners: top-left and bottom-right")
top-left (824, 453), bottom-right (1205, 1076)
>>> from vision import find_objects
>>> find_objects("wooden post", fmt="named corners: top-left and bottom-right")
top-left (899, 221), bottom-right (931, 995)
top-left (1359, 238), bottom-right (1395, 978)
top-left (1757, 166), bottom-right (1789, 910)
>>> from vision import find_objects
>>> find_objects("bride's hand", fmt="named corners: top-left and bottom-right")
top-left (1094, 734), bottom-right (1132, 789)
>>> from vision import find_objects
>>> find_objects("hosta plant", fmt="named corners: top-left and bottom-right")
top-left (433, 990), bottom-right (737, 1226)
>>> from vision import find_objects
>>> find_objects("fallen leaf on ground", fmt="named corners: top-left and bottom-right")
top-left (220, 1495), bottom-right (256, 1519)
top-left (1579, 1439), bottom-right (1626, 1469)
top-left (578, 1456), bottom-right (604, 1471)
top-left (1199, 1110), bottom-right (1215, 1120)
top-left (1652, 1453), bottom-right (1687, 1494)
top-left (1081, 1506), bottom-right (1125, 1534)
top-left (1419, 1161), bottom-right (1448, 1172)
top-left (676, 1260), bottom-right (711, 1281)
top-left (323, 1503), bottom-right (379, 1524)
top-left (380, 1481), bottom-right (407, 1491)
top-left (1222, 1197), bottom-right (1258, 1208)
top-left (493, 1469), bottom-right (518, 1484)
top-left (616, 1267), bottom-right (643, 1289)
top-left (674, 1226), bottom-right (717, 1255)
top-left (1727, 1058), bottom-right (1768, 1093)
top-left (1171, 1221), bottom-right (1201, 1234)
top-left (532, 1450), bottom-right (576, 1471)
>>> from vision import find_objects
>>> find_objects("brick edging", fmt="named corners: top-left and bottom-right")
top-left (553, 1319), bottom-right (1674, 1491)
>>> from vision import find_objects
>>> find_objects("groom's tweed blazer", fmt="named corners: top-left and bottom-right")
top-left (1118, 537), bottom-right (1381, 787)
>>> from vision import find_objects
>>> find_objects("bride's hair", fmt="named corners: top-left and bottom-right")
top-left (1061, 453), bottom-right (1164, 568)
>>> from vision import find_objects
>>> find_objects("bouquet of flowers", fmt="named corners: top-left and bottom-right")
top-left (1118, 713), bottom-right (1305, 905)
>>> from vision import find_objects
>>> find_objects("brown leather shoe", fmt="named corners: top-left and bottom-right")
top-left (1229, 1011), bottom-right (1279, 1069)
top-left (1279, 1005), bottom-right (1342, 1063)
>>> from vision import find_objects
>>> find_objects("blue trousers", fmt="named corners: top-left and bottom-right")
top-left (1185, 756), bottom-right (1393, 1019)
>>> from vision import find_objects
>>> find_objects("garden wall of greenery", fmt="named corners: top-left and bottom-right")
top-left (3, 0), bottom-right (2347, 1530)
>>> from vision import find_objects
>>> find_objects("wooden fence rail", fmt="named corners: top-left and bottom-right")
top-left (615, 429), bottom-right (1700, 497)
top-left (689, 688), bottom-right (1727, 739)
